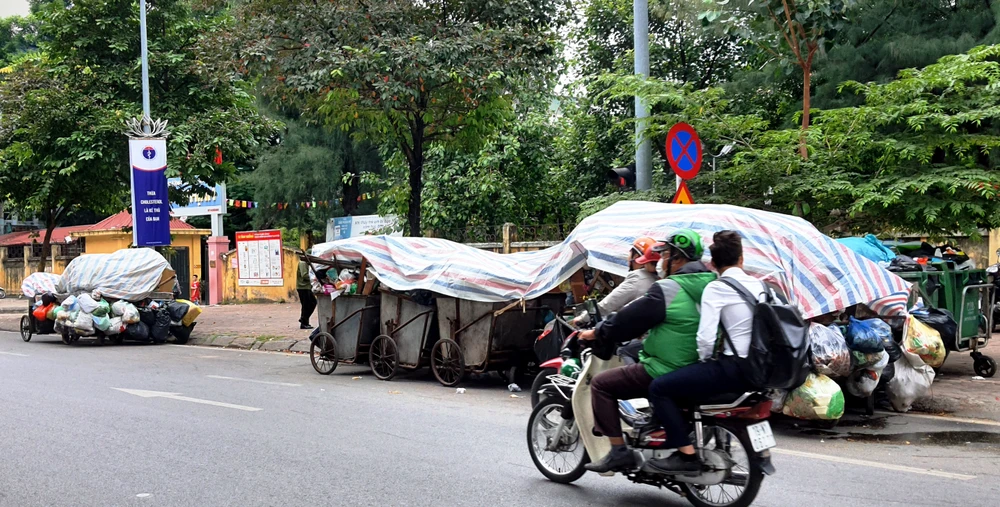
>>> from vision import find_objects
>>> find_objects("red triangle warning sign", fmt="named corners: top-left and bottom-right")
top-left (671, 181), bottom-right (695, 205)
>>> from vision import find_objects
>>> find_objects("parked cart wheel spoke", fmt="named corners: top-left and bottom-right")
top-left (309, 332), bottom-right (338, 375)
top-left (431, 339), bottom-right (465, 387)
top-left (369, 335), bottom-right (398, 381)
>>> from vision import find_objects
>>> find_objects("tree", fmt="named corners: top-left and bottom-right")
top-left (716, 45), bottom-right (1000, 235)
top-left (0, 0), bottom-right (277, 271)
top-left (0, 15), bottom-right (38, 65)
top-left (247, 112), bottom-right (381, 242)
top-left (701, 0), bottom-right (858, 157)
top-left (231, 0), bottom-right (569, 236)
top-left (813, 0), bottom-right (1000, 108)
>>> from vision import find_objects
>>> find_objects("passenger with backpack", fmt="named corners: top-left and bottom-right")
top-left (645, 230), bottom-right (810, 474)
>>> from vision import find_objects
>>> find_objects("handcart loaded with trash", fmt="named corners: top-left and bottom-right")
top-left (19, 249), bottom-right (202, 346)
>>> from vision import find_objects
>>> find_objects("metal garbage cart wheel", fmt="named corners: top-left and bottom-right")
top-left (111, 335), bottom-right (125, 345)
top-left (973, 353), bottom-right (997, 378)
top-left (20, 316), bottom-right (32, 342)
top-left (310, 332), bottom-right (339, 375)
top-left (369, 335), bottom-right (399, 381)
top-left (61, 330), bottom-right (72, 345)
top-left (431, 338), bottom-right (466, 387)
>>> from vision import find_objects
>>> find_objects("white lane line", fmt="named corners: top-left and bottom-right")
top-left (875, 410), bottom-right (1000, 428)
top-left (206, 375), bottom-right (301, 387)
top-left (772, 448), bottom-right (976, 481)
top-left (0, 351), bottom-right (29, 357)
top-left (112, 388), bottom-right (262, 412)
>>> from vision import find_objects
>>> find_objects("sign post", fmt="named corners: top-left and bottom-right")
top-left (666, 122), bottom-right (702, 204)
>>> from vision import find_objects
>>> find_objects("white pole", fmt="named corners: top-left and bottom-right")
top-left (634, 0), bottom-right (651, 191)
top-left (139, 1), bottom-right (151, 126)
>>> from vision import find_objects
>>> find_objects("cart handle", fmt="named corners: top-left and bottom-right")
top-left (387, 309), bottom-right (436, 338)
top-left (958, 283), bottom-right (993, 351)
top-left (329, 305), bottom-right (379, 332)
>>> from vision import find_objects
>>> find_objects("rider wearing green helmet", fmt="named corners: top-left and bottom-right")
top-left (578, 228), bottom-right (717, 473)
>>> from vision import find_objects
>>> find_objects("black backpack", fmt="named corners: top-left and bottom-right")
top-left (717, 278), bottom-right (811, 390)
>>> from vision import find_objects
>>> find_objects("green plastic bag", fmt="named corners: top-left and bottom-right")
top-left (92, 299), bottom-right (111, 317)
top-left (782, 373), bottom-right (845, 420)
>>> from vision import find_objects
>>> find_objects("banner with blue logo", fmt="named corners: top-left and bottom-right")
top-left (129, 139), bottom-right (172, 246)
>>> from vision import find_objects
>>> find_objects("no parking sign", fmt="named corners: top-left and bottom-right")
top-left (666, 123), bottom-right (703, 180)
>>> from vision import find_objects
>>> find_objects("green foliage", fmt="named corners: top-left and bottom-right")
top-left (0, 0), bottom-right (277, 270)
top-left (247, 113), bottom-right (381, 238)
top-left (0, 15), bottom-right (38, 65)
top-left (230, 0), bottom-right (569, 236)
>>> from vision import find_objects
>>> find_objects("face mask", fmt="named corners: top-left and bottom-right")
top-left (657, 258), bottom-right (668, 278)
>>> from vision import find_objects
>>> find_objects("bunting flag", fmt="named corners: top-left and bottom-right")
top-left (214, 147), bottom-right (223, 165)
top-left (226, 192), bottom-right (376, 210)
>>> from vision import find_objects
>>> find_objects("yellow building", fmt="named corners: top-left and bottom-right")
top-left (70, 211), bottom-right (210, 300)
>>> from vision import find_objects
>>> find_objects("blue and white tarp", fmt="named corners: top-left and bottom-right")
top-left (311, 202), bottom-right (911, 318)
top-left (58, 249), bottom-right (173, 301)
top-left (21, 272), bottom-right (61, 298)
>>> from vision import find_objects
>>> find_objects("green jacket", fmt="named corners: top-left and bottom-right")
top-left (595, 261), bottom-right (716, 378)
top-left (296, 261), bottom-right (312, 290)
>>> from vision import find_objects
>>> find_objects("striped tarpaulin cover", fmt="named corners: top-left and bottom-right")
top-left (21, 272), bottom-right (61, 298)
top-left (58, 249), bottom-right (172, 301)
top-left (312, 202), bottom-right (912, 318)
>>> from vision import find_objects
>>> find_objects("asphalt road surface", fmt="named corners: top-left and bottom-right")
top-left (2, 332), bottom-right (999, 506)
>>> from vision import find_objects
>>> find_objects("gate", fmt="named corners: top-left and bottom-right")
top-left (158, 246), bottom-right (190, 300)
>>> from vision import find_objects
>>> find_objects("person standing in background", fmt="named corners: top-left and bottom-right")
top-left (297, 259), bottom-right (317, 329)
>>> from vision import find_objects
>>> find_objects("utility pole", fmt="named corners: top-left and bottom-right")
top-left (634, 0), bottom-right (651, 191)
top-left (139, 0), bottom-right (151, 131)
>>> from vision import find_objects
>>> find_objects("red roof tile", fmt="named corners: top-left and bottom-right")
top-left (86, 210), bottom-right (195, 231)
top-left (0, 211), bottom-right (197, 247)
top-left (0, 225), bottom-right (93, 247)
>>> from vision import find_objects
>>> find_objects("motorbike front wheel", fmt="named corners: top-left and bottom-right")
top-left (526, 398), bottom-right (589, 484)
top-left (681, 422), bottom-right (764, 507)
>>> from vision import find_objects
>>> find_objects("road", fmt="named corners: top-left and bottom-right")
top-left (2, 332), bottom-right (998, 506)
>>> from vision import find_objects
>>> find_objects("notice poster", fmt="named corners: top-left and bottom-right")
top-left (235, 230), bottom-right (283, 286)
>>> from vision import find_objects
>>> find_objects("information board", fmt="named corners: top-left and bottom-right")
top-left (235, 230), bottom-right (283, 286)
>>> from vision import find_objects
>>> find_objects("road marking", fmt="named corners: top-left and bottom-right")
top-left (875, 410), bottom-right (1000, 428)
top-left (772, 448), bottom-right (976, 481)
top-left (0, 351), bottom-right (28, 357)
top-left (206, 375), bottom-right (301, 387)
top-left (112, 388), bottom-right (262, 412)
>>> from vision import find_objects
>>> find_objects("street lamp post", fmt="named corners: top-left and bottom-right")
top-left (634, 0), bottom-right (651, 191)
top-left (709, 144), bottom-right (735, 195)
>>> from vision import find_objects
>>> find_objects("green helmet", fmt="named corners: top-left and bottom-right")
top-left (656, 228), bottom-right (704, 261)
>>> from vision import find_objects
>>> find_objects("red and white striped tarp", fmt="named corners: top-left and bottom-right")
top-left (21, 272), bottom-right (61, 298)
top-left (312, 202), bottom-right (911, 318)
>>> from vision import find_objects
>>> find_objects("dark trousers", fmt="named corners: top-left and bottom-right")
top-left (648, 358), bottom-right (751, 449)
top-left (297, 289), bottom-right (317, 325)
top-left (591, 363), bottom-right (653, 439)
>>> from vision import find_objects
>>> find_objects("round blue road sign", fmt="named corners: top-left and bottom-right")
top-left (666, 123), bottom-right (702, 180)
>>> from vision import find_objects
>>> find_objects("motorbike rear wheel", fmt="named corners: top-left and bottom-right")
top-left (530, 368), bottom-right (557, 407)
top-left (680, 422), bottom-right (764, 507)
top-left (527, 398), bottom-right (589, 484)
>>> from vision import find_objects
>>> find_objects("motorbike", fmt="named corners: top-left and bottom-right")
top-left (0, 287), bottom-right (5, 299)
top-left (526, 300), bottom-right (775, 507)
top-left (987, 248), bottom-right (1000, 331)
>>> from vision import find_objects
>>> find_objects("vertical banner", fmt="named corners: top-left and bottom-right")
top-left (129, 138), bottom-right (171, 246)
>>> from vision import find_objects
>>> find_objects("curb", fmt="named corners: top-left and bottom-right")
top-left (188, 335), bottom-right (304, 354)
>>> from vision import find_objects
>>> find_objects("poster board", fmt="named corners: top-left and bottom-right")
top-left (236, 230), bottom-right (283, 286)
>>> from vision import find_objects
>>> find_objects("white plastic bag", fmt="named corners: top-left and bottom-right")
top-left (105, 317), bottom-right (125, 335)
top-left (122, 303), bottom-right (140, 325)
top-left (783, 373), bottom-right (845, 420)
top-left (73, 311), bottom-right (94, 335)
top-left (887, 350), bottom-right (936, 412)
top-left (62, 295), bottom-right (79, 312)
top-left (77, 294), bottom-right (100, 314)
top-left (111, 300), bottom-right (129, 317)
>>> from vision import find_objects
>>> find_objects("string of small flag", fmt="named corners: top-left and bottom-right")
top-left (228, 192), bottom-right (376, 210)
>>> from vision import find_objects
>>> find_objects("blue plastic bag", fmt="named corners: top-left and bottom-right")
top-left (837, 234), bottom-right (896, 263)
top-left (846, 317), bottom-right (889, 353)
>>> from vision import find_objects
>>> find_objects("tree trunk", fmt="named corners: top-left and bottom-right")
top-left (406, 145), bottom-right (424, 237)
top-left (799, 60), bottom-right (812, 159)
top-left (37, 213), bottom-right (55, 273)
top-left (406, 119), bottom-right (425, 238)
top-left (342, 152), bottom-right (359, 216)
